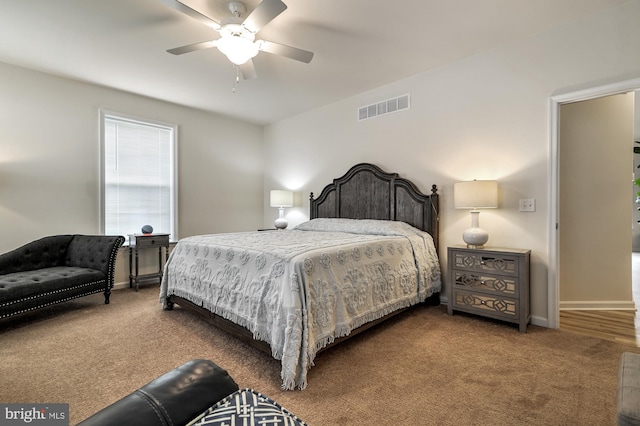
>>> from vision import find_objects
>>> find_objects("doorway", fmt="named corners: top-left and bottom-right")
top-left (558, 93), bottom-right (634, 308)
top-left (549, 79), bottom-right (640, 329)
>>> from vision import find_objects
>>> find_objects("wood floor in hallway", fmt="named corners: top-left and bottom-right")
top-left (558, 253), bottom-right (640, 347)
top-left (559, 310), bottom-right (638, 347)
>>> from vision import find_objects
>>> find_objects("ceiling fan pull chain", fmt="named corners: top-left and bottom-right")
top-left (231, 64), bottom-right (238, 93)
top-left (232, 65), bottom-right (240, 93)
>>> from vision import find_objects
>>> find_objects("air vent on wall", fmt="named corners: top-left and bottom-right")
top-left (358, 94), bottom-right (410, 121)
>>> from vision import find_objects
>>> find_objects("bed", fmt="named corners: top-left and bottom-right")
top-left (160, 163), bottom-right (441, 390)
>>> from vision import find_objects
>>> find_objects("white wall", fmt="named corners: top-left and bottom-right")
top-left (262, 1), bottom-right (640, 326)
top-left (560, 94), bottom-right (634, 307)
top-left (0, 62), bottom-right (264, 282)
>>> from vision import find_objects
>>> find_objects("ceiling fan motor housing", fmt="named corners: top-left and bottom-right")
top-left (228, 2), bottom-right (247, 18)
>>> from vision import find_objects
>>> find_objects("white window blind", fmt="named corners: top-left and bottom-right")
top-left (101, 111), bottom-right (177, 243)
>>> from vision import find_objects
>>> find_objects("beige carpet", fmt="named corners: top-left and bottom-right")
top-left (1, 286), bottom-right (637, 425)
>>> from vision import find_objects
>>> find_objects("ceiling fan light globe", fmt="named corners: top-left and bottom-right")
top-left (217, 35), bottom-right (259, 65)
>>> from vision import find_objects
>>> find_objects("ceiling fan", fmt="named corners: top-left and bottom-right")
top-left (162, 0), bottom-right (314, 80)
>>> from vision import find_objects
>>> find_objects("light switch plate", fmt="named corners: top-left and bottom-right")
top-left (519, 199), bottom-right (536, 212)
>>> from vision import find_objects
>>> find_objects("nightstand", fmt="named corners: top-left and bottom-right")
top-left (128, 233), bottom-right (170, 291)
top-left (447, 245), bottom-right (531, 332)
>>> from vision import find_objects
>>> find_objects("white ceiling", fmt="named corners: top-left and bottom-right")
top-left (0, 0), bottom-right (627, 125)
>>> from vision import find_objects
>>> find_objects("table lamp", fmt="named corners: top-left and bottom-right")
top-left (454, 180), bottom-right (498, 248)
top-left (270, 190), bottom-right (293, 230)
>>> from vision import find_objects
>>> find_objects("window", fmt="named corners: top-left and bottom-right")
top-left (100, 110), bottom-right (177, 243)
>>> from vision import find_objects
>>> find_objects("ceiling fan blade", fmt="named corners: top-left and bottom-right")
top-left (258, 40), bottom-right (314, 63)
top-left (159, 0), bottom-right (220, 29)
top-left (239, 60), bottom-right (258, 80)
top-left (167, 40), bottom-right (217, 55)
top-left (242, 0), bottom-right (287, 34)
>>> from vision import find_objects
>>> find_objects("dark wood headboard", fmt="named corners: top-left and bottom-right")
top-left (309, 163), bottom-right (439, 249)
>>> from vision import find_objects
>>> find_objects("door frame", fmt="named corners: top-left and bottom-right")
top-left (548, 77), bottom-right (640, 329)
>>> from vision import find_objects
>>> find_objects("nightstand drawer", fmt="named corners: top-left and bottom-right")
top-left (452, 271), bottom-right (517, 296)
top-left (131, 234), bottom-right (170, 248)
top-left (452, 289), bottom-right (518, 320)
top-left (451, 250), bottom-right (520, 276)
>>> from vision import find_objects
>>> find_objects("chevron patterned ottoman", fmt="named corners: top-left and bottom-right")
top-left (189, 388), bottom-right (307, 426)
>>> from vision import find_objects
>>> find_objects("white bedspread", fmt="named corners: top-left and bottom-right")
top-left (160, 219), bottom-right (441, 389)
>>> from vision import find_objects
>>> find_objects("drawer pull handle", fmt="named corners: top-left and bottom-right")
top-left (480, 300), bottom-right (486, 305)
top-left (480, 261), bottom-right (486, 265)
top-left (480, 280), bottom-right (485, 285)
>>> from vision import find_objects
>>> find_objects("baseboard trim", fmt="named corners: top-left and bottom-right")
top-left (113, 281), bottom-right (162, 291)
top-left (559, 300), bottom-right (636, 310)
top-left (531, 315), bottom-right (548, 328)
top-left (113, 281), bottom-right (130, 290)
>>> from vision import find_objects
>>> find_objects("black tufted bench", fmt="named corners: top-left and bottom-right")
top-left (0, 235), bottom-right (125, 319)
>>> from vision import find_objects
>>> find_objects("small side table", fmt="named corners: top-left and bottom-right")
top-left (128, 233), bottom-right (170, 291)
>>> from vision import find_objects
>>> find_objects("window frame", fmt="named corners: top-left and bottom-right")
top-left (99, 109), bottom-right (178, 242)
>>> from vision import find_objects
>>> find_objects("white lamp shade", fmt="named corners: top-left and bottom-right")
top-left (270, 190), bottom-right (293, 207)
top-left (454, 180), bottom-right (498, 209)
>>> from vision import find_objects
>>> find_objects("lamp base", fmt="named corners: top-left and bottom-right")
top-left (462, 227), bottom-right (489, 249)
top-left (274, 217), bottom-right (288, 230)
top-left (274, 207), bottom-right (288, 230)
